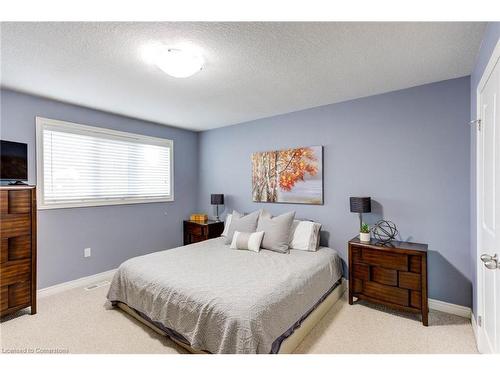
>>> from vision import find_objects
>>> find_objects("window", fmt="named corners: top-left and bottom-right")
top-left (36, 117), bottom-right (173, 209)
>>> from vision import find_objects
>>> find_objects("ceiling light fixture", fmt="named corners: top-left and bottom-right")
top-left (142, 43), bottom-right (204, 78)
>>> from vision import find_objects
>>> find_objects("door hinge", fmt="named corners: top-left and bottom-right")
top-left (470, 119), bottom-right (481, 131)
top-left (478, 315), bottom-right (482, 327)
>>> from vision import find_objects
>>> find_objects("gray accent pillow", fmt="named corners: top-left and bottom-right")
top-left (224, 210), bottom-right (261, 245)
top-left (256, 210), bottom-right (296, 253)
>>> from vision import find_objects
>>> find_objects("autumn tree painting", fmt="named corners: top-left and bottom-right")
top-left (252, 146), bottom-right (323, 204)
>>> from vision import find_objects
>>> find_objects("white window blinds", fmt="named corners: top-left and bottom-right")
top-left (36, 117), bottom-right (173, 209)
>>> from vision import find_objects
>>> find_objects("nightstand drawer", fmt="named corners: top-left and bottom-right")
top-left (399, 271), bottom-right (421, 290)
top-left (410, 291), bottom-right (422, 308)
top-left (353, 263), bottom-right (370, 280)
top-left (363, 280), bottom-right (409, 306)
top-left (361, 248), bottom-right (408, 271)
top-left (350, 246), bottom-right (362, 262)
top-left (371, 266), bottom-right (398, 286)
top-left (189, 235), bottom-right (206, 244)
top-left (409, 255), bottom-right (422, 273)
top-left (186, 223), bottom-right (206, 236)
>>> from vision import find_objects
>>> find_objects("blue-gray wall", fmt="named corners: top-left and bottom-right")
top-left (0, 76), bottom-right (475, 307)
top-left (198, 77), bottom-right (472, 307)
top-left (0, 88), bottom-right (199, 289)
top-left (470, 22), bottom-right (500, 314)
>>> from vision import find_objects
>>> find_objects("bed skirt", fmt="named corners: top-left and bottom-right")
top-left (112, 278), bottom-right (345, 354)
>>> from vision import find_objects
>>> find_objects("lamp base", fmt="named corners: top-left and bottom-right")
top-left (214, 204), bottom-right (220, 222)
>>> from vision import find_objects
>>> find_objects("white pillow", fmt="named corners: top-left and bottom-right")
top-left (230, 231), bottom-right (264, 252)
top-left (289, 220), bottom-right (322, 251)
top-left (221, 214), bottom-right (233, 237)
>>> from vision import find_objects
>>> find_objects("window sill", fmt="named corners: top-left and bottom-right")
top-left (37, 197), bottom-right (174, 210)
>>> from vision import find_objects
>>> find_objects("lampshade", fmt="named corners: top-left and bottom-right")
top-left (211, 194), bottom-right (224, 205)
top-left (350, 197), bottom-right (371, 213)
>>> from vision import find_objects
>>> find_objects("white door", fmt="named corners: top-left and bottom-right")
top-left (477, 40), bottom-right (500, 354)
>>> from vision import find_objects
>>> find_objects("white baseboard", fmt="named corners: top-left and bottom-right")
top-left (428, 298), bottom-right (471, 319)
top-left (37, 269), bottom-right (117, 299)
top-left (471, 313), bottom-right (478, 340)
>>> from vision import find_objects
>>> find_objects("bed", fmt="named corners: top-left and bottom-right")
top-left (107, 237), bottom-right (344, 354)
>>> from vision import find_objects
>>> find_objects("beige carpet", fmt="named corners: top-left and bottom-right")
top-left (0, 282), bottom-right (478, 354)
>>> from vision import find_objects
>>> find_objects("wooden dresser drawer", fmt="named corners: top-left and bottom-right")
top-left (0, 259), bottom-right (31, 287)
top-left (0, 281), bottom-right (31, 311)
top-left (1, 235), bottom-right (31, 263)
top-left (8, 281), bottom-right (31, 308)
top-left (1, 286), bottom-right (8, 311)
top-left (0, 189), bottom-right (32, 215)
top-left (0, 214), bottom-right (31, 238)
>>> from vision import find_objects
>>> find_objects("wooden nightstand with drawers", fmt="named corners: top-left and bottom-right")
top-left (183, 220), bottom-right (224, 245)
top-left (348, 236), bottom-right (429, 326)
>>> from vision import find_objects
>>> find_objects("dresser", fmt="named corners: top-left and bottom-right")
top-left (183, 220), bottom-right (224, 245)
top-left (348, 237), bottom-right (428, 326)
top-left (0, 186), bottom-right (37, 317)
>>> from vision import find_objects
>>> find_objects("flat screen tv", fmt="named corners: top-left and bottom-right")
top-left (1, 140), bottom-right (28, 182)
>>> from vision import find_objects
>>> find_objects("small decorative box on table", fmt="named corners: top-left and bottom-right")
top-left (183, 220), bottom-right (224, 245)
top-left (348, 236), bottom-right (429, 326)
top-left (190, 213), bottom-right (208, 222)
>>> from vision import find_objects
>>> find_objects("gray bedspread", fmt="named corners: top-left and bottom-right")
top-left (107, 237), bottom-right (343, 354)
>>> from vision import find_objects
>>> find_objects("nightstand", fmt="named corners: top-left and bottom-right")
top-left (348, 236), bottom-right (429, 326)
top-left (183, 220), bottom-right (224, 245)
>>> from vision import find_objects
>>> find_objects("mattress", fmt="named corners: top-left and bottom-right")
top-left (107, 237), bottom-right (343, 354)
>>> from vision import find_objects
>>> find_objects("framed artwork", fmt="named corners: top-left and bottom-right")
top-left (251, 145), bottom-right (323, 205)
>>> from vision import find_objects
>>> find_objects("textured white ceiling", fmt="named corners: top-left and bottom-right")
top-left (0, 22), bottom-right (486, 131)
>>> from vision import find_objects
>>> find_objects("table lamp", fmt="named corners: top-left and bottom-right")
top-left (349, 196), bottom-right (371, 230)
top-left (211, 194), bottom-right (224, 221)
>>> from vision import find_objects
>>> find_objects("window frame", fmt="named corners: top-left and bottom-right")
top-left (35, 116), bottom-right (174, 210)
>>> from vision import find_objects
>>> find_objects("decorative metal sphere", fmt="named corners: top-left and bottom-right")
top-left (372, 220), bottom-right (398, 243)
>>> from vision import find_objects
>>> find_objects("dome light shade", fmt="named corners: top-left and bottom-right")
top-left (142, 43), bottom-right (203, 78)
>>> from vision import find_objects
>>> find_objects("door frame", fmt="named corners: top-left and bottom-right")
top-left (475, 38), bottom-right (500, 354)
